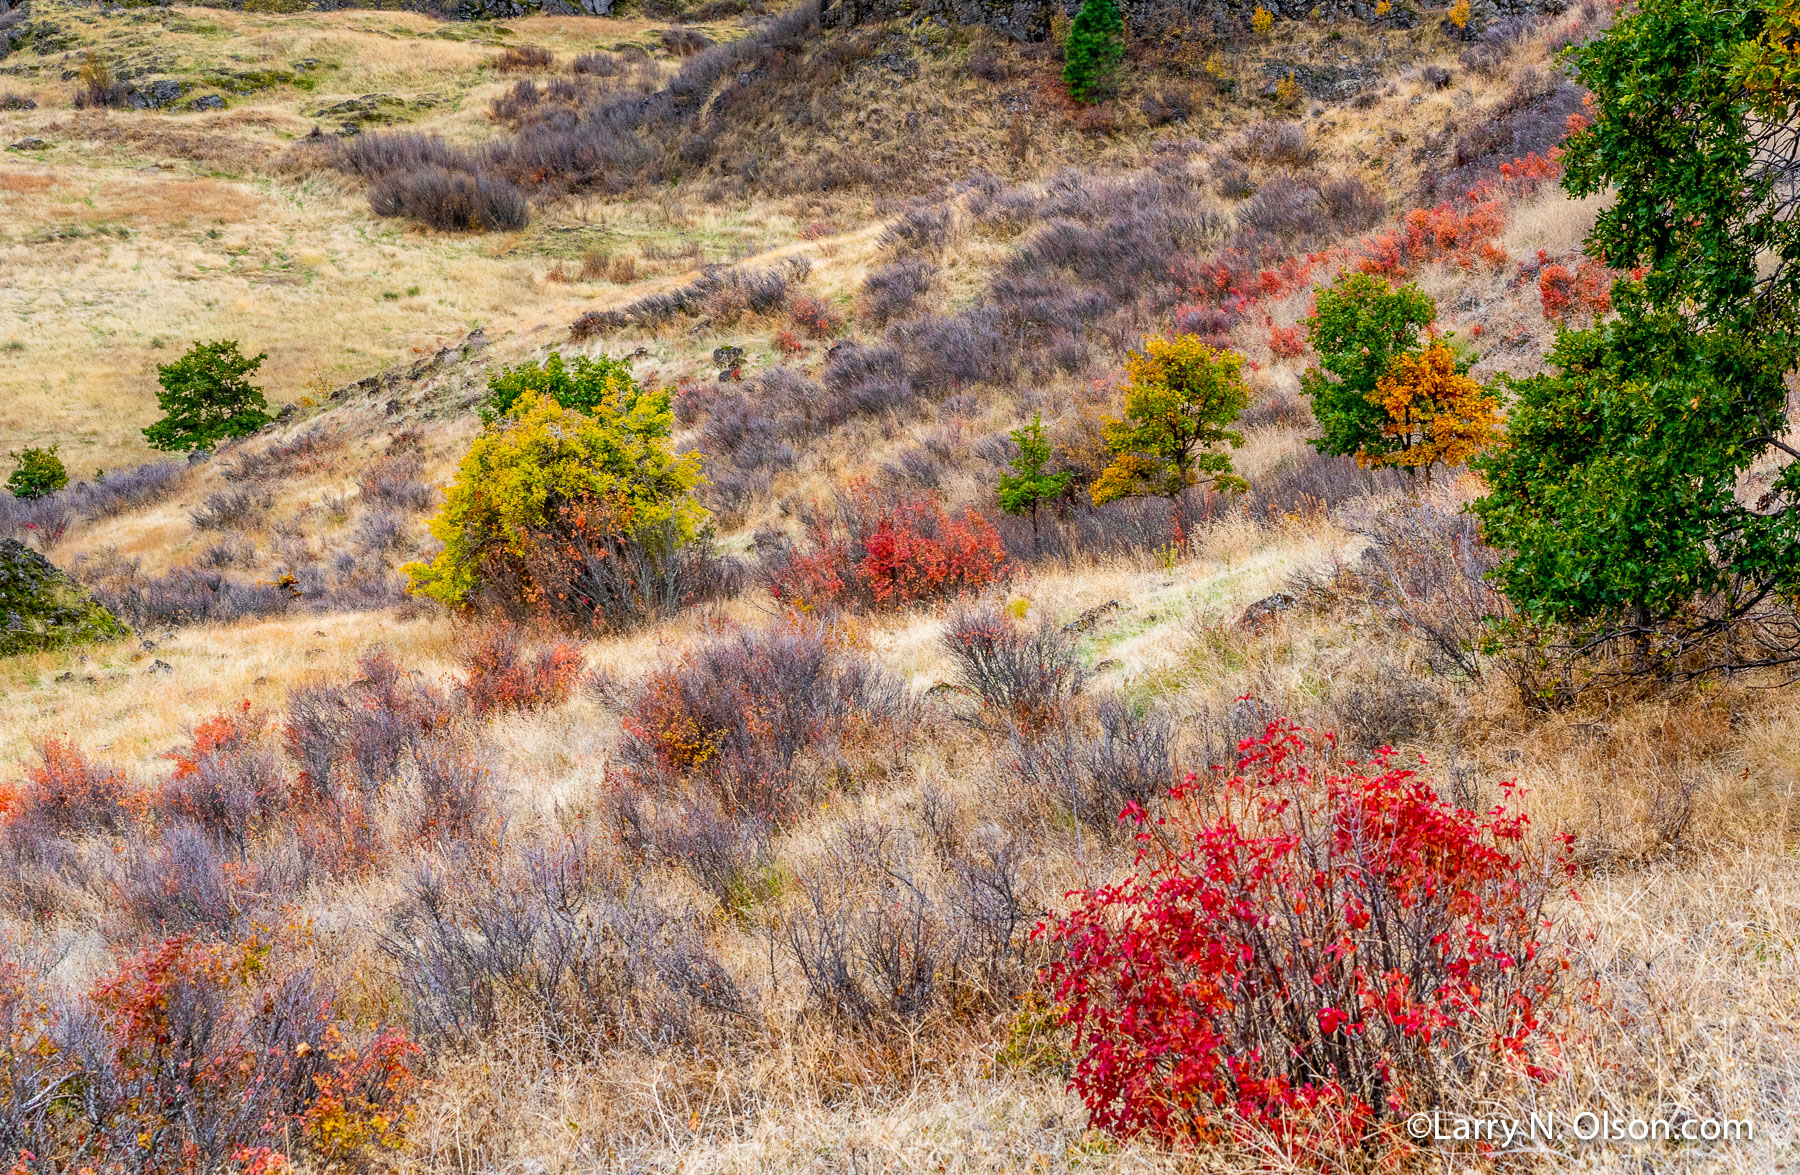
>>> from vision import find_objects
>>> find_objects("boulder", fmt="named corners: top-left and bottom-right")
top-left (0, 539), bottom-right (129, 657)
top-left (188, 93), bottom-right (227, 112)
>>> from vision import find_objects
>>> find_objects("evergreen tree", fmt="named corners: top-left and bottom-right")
top-left (996, 413), bottom-right (1073, 555)
top-left (1063, 0), bottom-right (1125, 104)
top-left (143, 341), bottom-right (271, 452)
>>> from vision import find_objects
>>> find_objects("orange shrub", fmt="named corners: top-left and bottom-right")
top-left (457, 624), bottom-right (584, 717)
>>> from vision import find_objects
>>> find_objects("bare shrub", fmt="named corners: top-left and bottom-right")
top-left (1323, 658), bottom-right (1447, 756)
top-left (359, 454), bottom-right (435, 512)
top-left (620, 620), bottom-right (907, 824)
top-left (284, 647), bottom-right (457, 807)
top-left (878, 205), bottom-right (955, 255)
top-left (190, 486), bottom-right (274, 531)
top-left (495, 44), bottom-right (556, 71)
top-left (942, 606), bottom-right (1090, 731)
top-left (381, 838), bottom-right (750, 1054)
top-left (116, 823), bottom-right (245, 937)
top-left (660, 27), bottom-right (715, 56)
top-left (780, 820), bottom-right (1034, 1030)
top-left (571, 50), bottom-right (624, 76)
top-left (1320, 174), bottom-right (1386, 230)
top-left (1227, 119), bottom-right (1314, 167)
top-left (1139, 85), bottom-right (1194, 126)
top-left (352, 508), bottom-right (407, 554)
top-left (368, 166), bottom-right (530, 233)
top-left (90, 564), bottom-right (293, 628)
top-left (223, 428), bottom-right (338, 483)
top-left (1011, 694), bottom-right (1176, 833)
top-left (1238, 175), bottom-right (1326, 240)
top-left (155, 707), bottom-right (287, 858)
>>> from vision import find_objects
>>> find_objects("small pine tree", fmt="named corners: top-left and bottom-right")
top-left (7, 446), bottom-right (69, 501)
top-left (143, 341), bottom-right (271, 452)
top-left (1063, 0), bottom-right (1125, 104)
top-left (996, 413), bottom-right (1073, 555)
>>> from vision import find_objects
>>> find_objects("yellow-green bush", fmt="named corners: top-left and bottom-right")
top-left (406, 390), bottom-right (706, 610)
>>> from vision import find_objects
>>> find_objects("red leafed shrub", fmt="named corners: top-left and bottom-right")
top-left (157, 701), bottom-right (289, 853)
top-left (1359, 197), bottom-right (1509, 278)
top-left (789, 294), bottom-right (845, 340)
top-left (7, 738), bottom-right (136, 836)
top-left (1039, 719), bottom-right (1576, 1153)
top-left (457, 624), bottom-right (584, 716)
top-left (1267, 323), bottom-right (1306, 358)
top-left (768, 483), bottom-right (1008, 612)
top-left (1536, 250), bottom-right (1613, 323)
top-left (0, 935), bottom-right (419, 1172)
top-left (773, 328), bottom-right (806, 357)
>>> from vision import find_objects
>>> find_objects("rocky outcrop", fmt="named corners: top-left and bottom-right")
top-left (822, 0), bottom-right (1560, 44)
top-left (0, 539), bottom-right (129, 657)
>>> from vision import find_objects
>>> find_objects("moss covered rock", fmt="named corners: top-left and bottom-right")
top-left (0, 539), bottom-right (129, 657)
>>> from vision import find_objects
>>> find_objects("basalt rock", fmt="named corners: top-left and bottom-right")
top-left (0, 539), bottom-right (129, 657)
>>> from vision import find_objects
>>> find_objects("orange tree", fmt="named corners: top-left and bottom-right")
top-left (1370, 339), bottom-right (1502, 480)
top-left (1091, 335), bottom-right (1249, 541)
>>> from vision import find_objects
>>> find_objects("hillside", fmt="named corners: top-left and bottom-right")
top-left (3, 0), bottom-right (1798, 1170)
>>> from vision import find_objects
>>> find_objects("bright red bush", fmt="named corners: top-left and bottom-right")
top-left (1267, 323), bottom-right (1306, 358)
top-left (1039, 719), bottom-right (1576, 1153)
top-left (768, 483), bottom-right (1008, 612)
top-left (457, 624), bottom-right (584, 716)
top-left (773, 328), bottom-right (806, 357)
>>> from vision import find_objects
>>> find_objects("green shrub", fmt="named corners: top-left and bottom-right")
top-left (481, 351), bottom-right (639, 425)
top-left (406, 388), bottom-right (707, 613)
top-left (996, 413), bottom-right (1073, 554)
top-left (142, 340), bottom-right (271, 452)
top-left (7, 445), bottom-right (68, 500)
top-left (1063, 0), bottom-right (1125, 103)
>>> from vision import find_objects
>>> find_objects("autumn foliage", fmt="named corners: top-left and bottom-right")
top-left (1369, 340), bottom-right (1504, 477)
top-left (1536, 250), bottom-right (1615, 323)
top-left (1040, 720), bottom-right (1576, 1152)
top-left (767, 483), bottom-right (1007, 612)
top-left (0, 935), bottom-right (418, 1172)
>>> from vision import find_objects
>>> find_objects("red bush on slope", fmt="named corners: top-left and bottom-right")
top-left (1040, 719), bottom-right (1577, 1152)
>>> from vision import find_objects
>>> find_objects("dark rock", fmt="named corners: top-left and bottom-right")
top-left (1259, 61), bottom-right (1378, 102)
top-left (6, 136), bottom-right (44, 151)
top-left (0, 94), bottom-right (35, 111)
top-left (0, 538), bottom-right (130, 657)
top-left (148, 658), bottom-right (172, 674)
top-left (1062, 598), bottom-right (1121, 633)
top-left (188, 93), bottom-right (227, 112)
top-left (1238, 591), bottom-right (1296, 631)
top-left (124, 78), bottom-right (185, 110)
